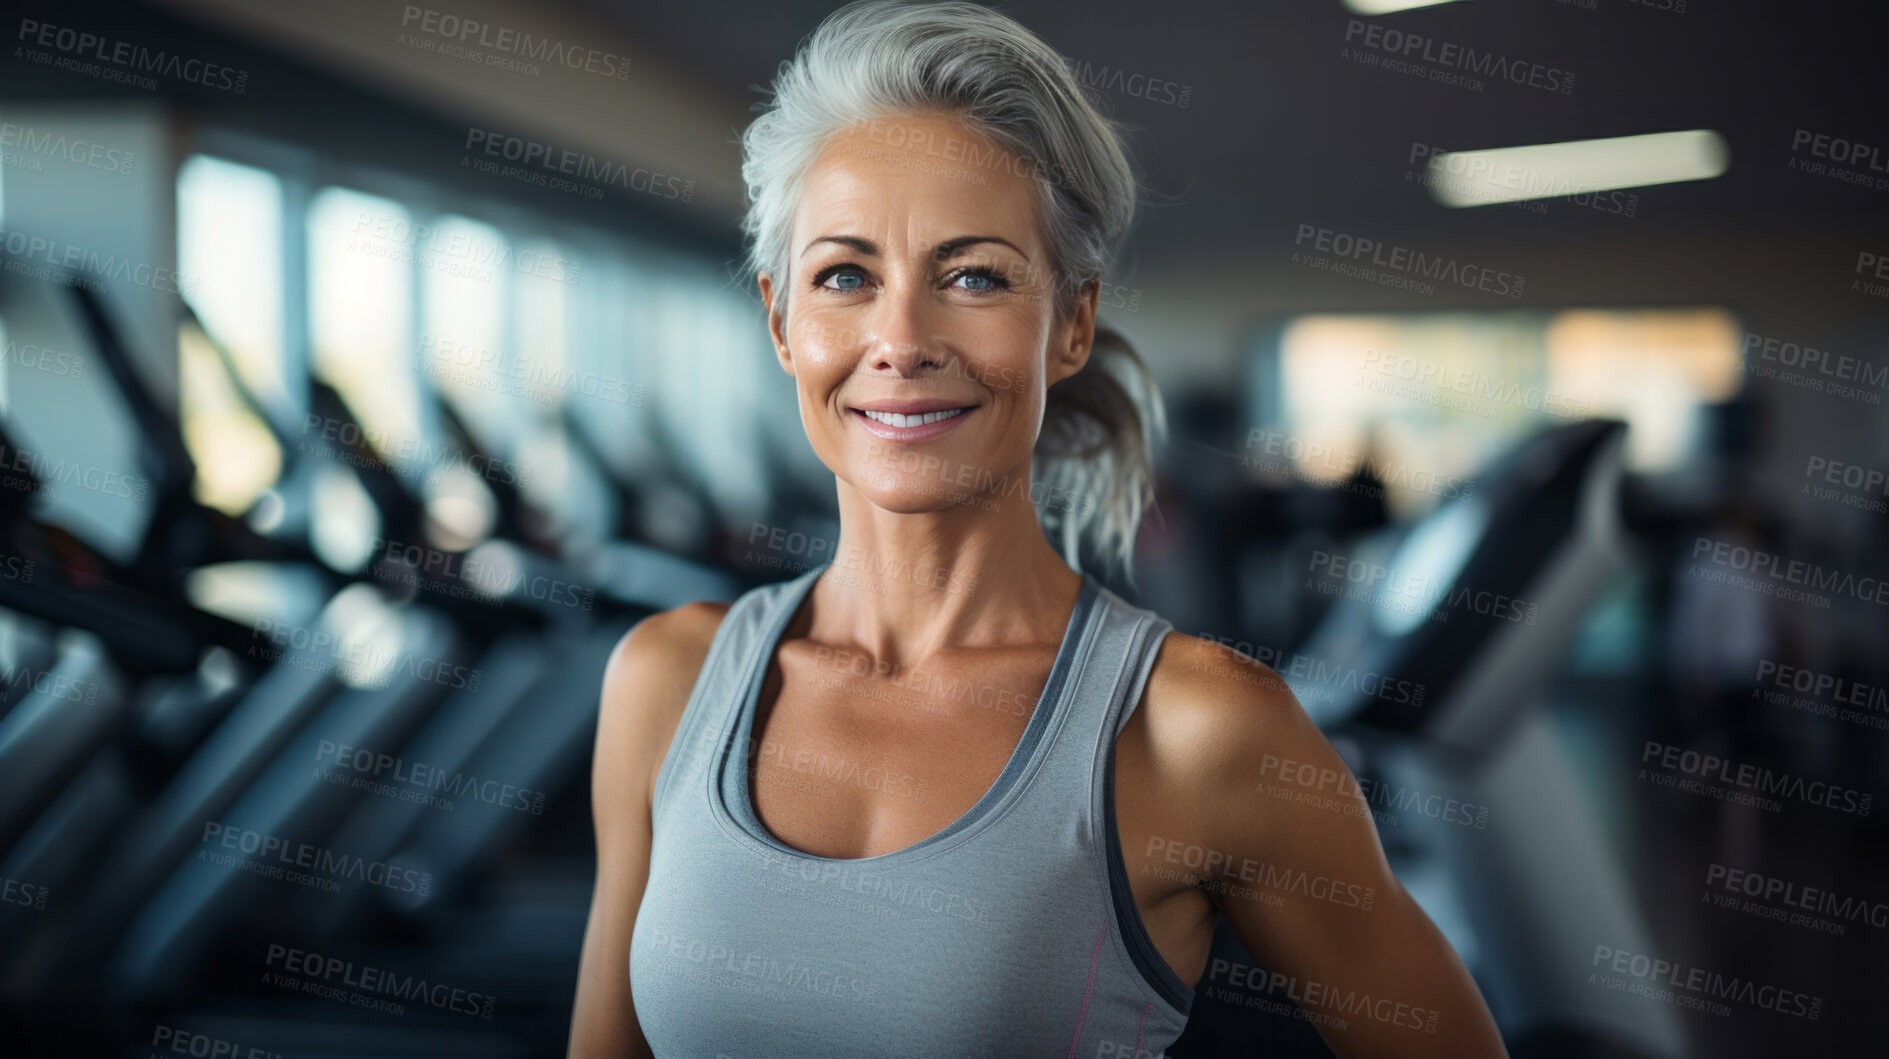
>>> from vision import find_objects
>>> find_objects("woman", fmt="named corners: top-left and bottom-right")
top-left (569, 2), bottom-right (1507, 1056)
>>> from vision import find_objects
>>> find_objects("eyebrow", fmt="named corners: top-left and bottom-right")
top-left (798, 234), bottom-right (1027, 260)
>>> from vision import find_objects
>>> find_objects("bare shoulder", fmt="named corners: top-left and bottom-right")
top-left (574, 600), bottom-right (732, 1056)
top-left (593, 600), bottom-right (734, 820)
top-left (602, 599), bottom-right (733, 709)
top-left (1138, 631), bottom-right (1314, 758)
top-left (1129, 631), bottom-right (1338, 835)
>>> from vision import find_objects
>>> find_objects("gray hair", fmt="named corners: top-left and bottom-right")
top-left (738, 0), bottom-right (1164, 578)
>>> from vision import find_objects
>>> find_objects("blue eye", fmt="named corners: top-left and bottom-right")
top-left (951, 268), bottom-right (1009, 293)
top-left (813, 266), bottom-right (867, 291)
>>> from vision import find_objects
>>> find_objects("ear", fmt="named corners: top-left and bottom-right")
top-left (759, 271), bottom-right (795, 376)
top-left (1047, 279), bottom-right (1099, 387)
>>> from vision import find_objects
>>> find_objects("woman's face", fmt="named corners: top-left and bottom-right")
top-left (760, 112), bottom-right (1096, 517)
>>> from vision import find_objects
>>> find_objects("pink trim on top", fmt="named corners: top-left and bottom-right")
top-left (1067, 919), bottom-right (1109, 1058)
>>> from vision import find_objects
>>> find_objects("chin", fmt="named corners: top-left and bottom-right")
top-left (850, 476), bottom-right (974, 514)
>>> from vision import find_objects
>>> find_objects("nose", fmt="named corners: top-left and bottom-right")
top-left (862, 278), bottom-right (945, 377)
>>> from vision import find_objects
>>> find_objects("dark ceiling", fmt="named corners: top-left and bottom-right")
top-left (578, 0), bottom-right (1889, 266)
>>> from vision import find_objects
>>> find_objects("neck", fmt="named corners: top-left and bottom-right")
top-left (813, 472), bottom-right (1084, 667)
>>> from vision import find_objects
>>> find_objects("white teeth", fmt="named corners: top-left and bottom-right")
top-left (861, 408), bottom-right (967, 428)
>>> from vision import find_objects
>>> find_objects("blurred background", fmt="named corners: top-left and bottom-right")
top-left (0, 0), bottom-right (1884, 1055)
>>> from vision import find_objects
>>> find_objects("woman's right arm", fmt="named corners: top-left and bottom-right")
top-left (567, 602), bottom-right (729, 1059)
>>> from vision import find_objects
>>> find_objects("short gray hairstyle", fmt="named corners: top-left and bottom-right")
top-left (739, 0), bottom-right (1164, 578)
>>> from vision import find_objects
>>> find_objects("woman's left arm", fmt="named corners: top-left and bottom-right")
top-left (1145, 637), bottom-right (1510, 1059)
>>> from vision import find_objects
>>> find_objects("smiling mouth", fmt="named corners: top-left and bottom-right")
top-left (855, 407), bottom-right (970, 428)
top-left (846, 404), bottom-right (978, 441)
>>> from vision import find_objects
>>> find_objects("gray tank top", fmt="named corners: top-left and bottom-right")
top-left (629, 562), bottom-right (1195, 1057)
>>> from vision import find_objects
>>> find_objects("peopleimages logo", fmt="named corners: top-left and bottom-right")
top-left (1065, 56), bottom-right (1192, 108)
top-left (1358, 348), bottom-right (1590, 419)
top-left (1342, 20), bottom-right (1574, 96)
top-left (421, 336), bottom-right (643, 405)
top-left (300, 412), bottom-right (528, 488)
top-left (1689, 536), bottom-right (1889, 608)
top-left (1589, 944), bottom-right (1823, 1021)
top-left (463, 128), bottom-right (693, 203)
top-left (1293, 224), bottom-right (1525, 299)
top-left (1788, 128), bottom-right (1889, 192)
top-left (264, 943), bottom-right (496, 1018)
top-left (1239, 430), bottom-right (1473, 503)
top-left (248, 618), bottom-right (482, 692)
top-left (316, 739), bottom-right (547, 814)
top-left (3, 662), bottom-right (98, 706)
top-left (199, 821), bottom-right (431, 897)
top-left (1754, 659), bottom-right (1888, 716)
top-left (0, 120), bottom-right (135, 174)
top-left (1144, 837), bottom-right (1377, 911)
top-left (0, 440), bottom-right (149, 501)
top-left (1197, 632), bottom-right (1427, 707)
top-left (0, 227), bottom-right (197, 296)
top-left (1206, 957), bottom-right (1440, 1034)
top-left (756, 849), bottom-right (990, 925)
top-left (1704, 862), bottom-right (1889, 934)
top-left (2, 873), bottom-right (48, 911)
top-left (1640, 740), bottom-right (1872, 816)
top-left (15, 17), bottom-right (250, 94)
top-left (3, 339), bottom-right (83, 379)
top-left (1256, 753), bottom-right (1488, 829)
top-left (1408, 141), bottom-right (1638, 217)
top-left (399, 6), bottom-right (632, 79)
top-left (148, 1025), bottom-right (280, 1059)
top-left (1307, 549), bottom-right (1537, 626)
top-left (372, 535), bottom-right (595, 612)
top-left (640, 928), bottom-right (879, 1004)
